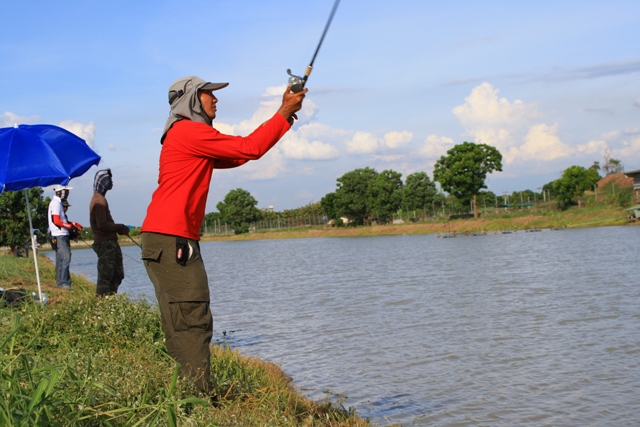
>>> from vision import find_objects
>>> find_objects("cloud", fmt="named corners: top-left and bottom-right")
top-left (383, 131), bottom-right (412, 148)
top-left (232, 146), bottom-right (287, 180)
top-left (573, 128), bottom-right (640, 161)
top-left (344, 130), bottom-right (413, 154)
top-left (635, 98), bottom-right (640, 108)
top-left (345, 131), bottom-right (381, 154)
top-left (453, 82), bottom-right (577, 163)
top-left (576, 139), bottom-right (608, 155)
top-left (278, 122), bottom-right (342, 160)
top-left (234, 85), bottom-right (318, 135)
top-left (452, 83), bottom-right (535, 161)
top-left (516, 124), bottom-right (573, 161)
top-left (279, 133), bottom-right (339, 160)
top-left (59, 120), bottom-right (96, 148)
top-left (615, 130), bottom-right (640, 159)
top-left (213, 122), bottom-right (236, 135)
top-left (453, 82), bottom-right (537, 130)
top-left (417, 135), bottom-right (454, 158)
top-left (1, 111), bottom-right (39, 127)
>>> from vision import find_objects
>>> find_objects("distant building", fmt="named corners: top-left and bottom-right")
top-left (624, 169), bottom-right (640, 204)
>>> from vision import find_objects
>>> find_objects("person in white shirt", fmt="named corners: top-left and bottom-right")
top-left (48, 185), bottom-right (83, 290)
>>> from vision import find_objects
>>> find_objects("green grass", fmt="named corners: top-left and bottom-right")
top-left (0, 255), bottom-right (380, 426)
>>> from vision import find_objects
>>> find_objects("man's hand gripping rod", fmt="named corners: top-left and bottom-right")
top-left (287, 0), bottom-right (341, 93)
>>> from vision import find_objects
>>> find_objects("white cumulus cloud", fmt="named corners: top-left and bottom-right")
top-left (418, 135), bottom-right (455, 158)
top-left (345, 131), bottom-right (380, 154)
top-left (576, 139), bottom-right (608, 155)
top-left (344, 130), bottom-right (413, 154)
top-left (280, 133), bottom-right (339, 160)
top-left (516, 124), bottom-right (573, 161)
top-left (453, 82), bottom-right (580, 163)
top-left (384, 131), bottom-right (413, 148)
top-left (279, 122), bottom-right (342, 160)
top-left (59, 120), bottom-right (97, 148)
top-left (616, 131), bottom-right (640, 158)
top-left (233, 146), bottom-right (287, 180)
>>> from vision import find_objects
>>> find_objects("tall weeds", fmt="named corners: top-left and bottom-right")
top-left (0, 255), bottom-right (375, 426)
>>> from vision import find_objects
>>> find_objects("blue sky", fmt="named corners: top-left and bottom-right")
top-left (2, 0), bottom-right (639, 226)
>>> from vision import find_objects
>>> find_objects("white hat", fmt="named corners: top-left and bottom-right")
top-left (53, 185), bottom-right (73, 192)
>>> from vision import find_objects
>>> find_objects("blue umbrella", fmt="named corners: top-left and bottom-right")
top-left (0, 124), bottom-right (101, 191)
top-left (0, 124), bottom-right (101, 302)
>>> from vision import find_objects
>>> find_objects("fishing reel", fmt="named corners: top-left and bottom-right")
top-left (286, 69), bottom-right (306, 93)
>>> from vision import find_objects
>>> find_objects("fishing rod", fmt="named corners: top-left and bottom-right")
top-left (286, 0), bottom-right (341, 93)
top-left (127, 234), bottom-right (142, 249)
top-left (74, 233), bottom-right (143, 265)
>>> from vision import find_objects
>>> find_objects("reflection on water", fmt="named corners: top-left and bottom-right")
top-left (57, 226), bottom-right (640, 426)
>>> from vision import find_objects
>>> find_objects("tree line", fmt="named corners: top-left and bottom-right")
top-left (209, 141), bottom-right (630, 234)
top-left (0, 142), bottom-right (630, 245)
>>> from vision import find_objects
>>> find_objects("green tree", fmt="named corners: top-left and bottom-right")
top-left (281, 201), bottom-right (323, 219)
top-left (333, 167), bottom-right (379, 225)
top-left (368, 169), bottom-right (403, 223)
top-left (477, 190), bottom-right (498, 212)
top-left (402, 172), bottom-right (437, 215)
top-left (433, 141), bottom-right (503, 219)
top-left (201, 211), bottom-right (222, 234)
top-left (0, 188), bottom-right (50, 253)
top-left (320, 192), bottom-right (338, 220)
top-left (552, 165), bottom-right (601, 210)
top-left (216, 188), bottom-right (261, 234)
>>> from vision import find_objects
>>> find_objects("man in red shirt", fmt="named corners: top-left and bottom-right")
top-left (141, 76), bottom-right (306, 396)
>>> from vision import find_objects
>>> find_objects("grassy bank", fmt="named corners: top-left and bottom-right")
top-left (0, 255), bottom-right (379, 426)
top-left (202, 204), bottom-right (634, 242)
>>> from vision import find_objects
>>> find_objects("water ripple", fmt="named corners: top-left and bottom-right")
top-left (58, 227), bottom-right (640, 426)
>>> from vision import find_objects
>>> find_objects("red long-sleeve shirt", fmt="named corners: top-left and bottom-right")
top-left (141, 114), bottom-right (290, 240)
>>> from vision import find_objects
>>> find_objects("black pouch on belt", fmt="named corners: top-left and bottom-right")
top-left (176, 237), bottom-right (189, 266)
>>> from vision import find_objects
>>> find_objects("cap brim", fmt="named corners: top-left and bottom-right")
top-left (201, 82), bottom-right (229, 91)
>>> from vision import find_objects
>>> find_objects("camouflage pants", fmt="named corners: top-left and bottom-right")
top-left (92, 240), bottom-right (124, 296)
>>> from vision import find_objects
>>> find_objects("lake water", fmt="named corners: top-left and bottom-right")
top-left (52, 226), bottom-right (640, 426)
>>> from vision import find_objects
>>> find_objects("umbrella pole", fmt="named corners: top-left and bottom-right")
top-left (24, 189), bottom-right (44, 304)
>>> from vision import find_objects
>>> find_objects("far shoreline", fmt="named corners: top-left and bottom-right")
top-left (199, 205), bottom-right (636, 243)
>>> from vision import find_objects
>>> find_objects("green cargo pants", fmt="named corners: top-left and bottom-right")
top-left (141, 232), bottom-right (213, 393)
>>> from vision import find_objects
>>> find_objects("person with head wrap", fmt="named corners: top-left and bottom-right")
top-left (89, 169), bottom-right (129, 296)
top-left (48, 185), bottom-right (83, 290)
top-left (140, 76), bottom-right (306, 396)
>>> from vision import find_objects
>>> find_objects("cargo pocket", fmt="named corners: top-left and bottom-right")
top-left (142, 247), bottom-right (163, 263)
top-left (166, 287), bottom-right (211, 333)
top-left (169, 302), bottom-right (212, 333)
